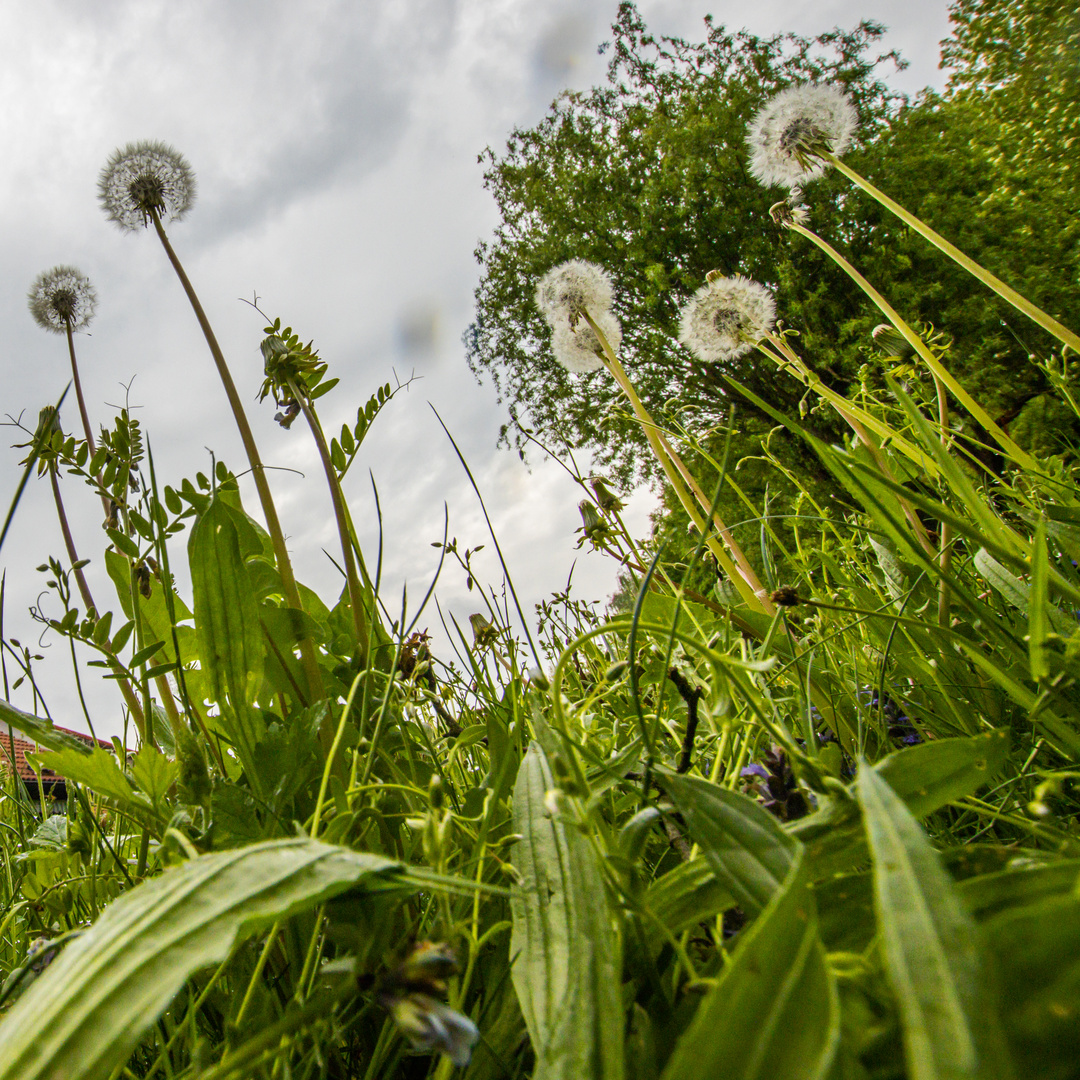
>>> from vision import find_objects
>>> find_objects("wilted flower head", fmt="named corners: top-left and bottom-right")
top-left (28, 266), bottom-right (97, 334)
top-left (383, 992), bottom-right (479, 1067)
top-left (551, 309), bottom-right (621, 373)
top-left (98, 140), bottom-right (196, 231)
top-left (678, 275), bottom-right (776, 362)
top-left (747, 84), bottom-right (858, 189)
top-left (535, 259), bottom-right (615, 327)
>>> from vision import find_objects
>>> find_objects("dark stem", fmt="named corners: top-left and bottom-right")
top-left (668, 666), bottom-right (704, 774)
top-left (148, 210), bottom-right (325, 705)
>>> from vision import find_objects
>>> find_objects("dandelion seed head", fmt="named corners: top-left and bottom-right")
top-left (747, 84), bottom-right (857, 189)
top-left (98, 140), bottom-right (196, 232)
top-left (551, 309), bottom-right (621, 373)
top-left (535, 259), bottom-right (615, 327)
top-left (678, 275), bottom-right (775, 362)
top-left (28, 266), bottom-right (98, 334)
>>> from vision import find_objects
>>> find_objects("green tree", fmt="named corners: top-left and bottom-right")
top-left (466, 1), bottom-right (1080, 488)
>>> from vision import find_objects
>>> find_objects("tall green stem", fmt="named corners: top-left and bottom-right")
top-left (787, 220), bottom-right (1038, 470)
top-left (285, 376), bottom-right (370, 662)
top-left (824, 151), bottom-right (1080, 356)
top-left (149, 210), bottom-right (325, 701)
top-left (48, 465), bottom-right (146, 734)
top-left (582, 311), bottom-right (771, 613)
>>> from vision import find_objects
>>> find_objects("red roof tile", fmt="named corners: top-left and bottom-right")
top-left (0, 727), bottom-right (112, 787)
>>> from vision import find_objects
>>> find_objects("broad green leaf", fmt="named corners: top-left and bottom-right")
top-left (957, 859), bottom-right (1080, 922)
top-left (656, 770), bottom-right (796, 916)
top-left (0, 699), bottom-right (94, 755)
top-left (33, 747), bottom-right (155, 823)
top-left (792, 732), bottom-right (1011, 878)
top-left (0, 839), bottom-right (403, 1080)
top-left (858, 766), bottom-right (1014, 1080)
top-left (104, 548), bottom-right (193, 667)
top-left (189, 496), bottom-right (265, 707)
top-left (981, 895), bottom-right (1080, 1075)
top-left (660, 849), bottom-right (838, 1080)
top-left (130, 745), bottom-right (179, 810)
top-left (510, 742), bottom-right (624, 1080)
top-left (640, 857), bottom-right (734, 947)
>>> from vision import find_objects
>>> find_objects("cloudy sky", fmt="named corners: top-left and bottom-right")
top-left (0, 0), bottom-right (952, 740)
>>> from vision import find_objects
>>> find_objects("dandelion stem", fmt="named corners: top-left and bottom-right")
top-left (64, 323), bottom-right (96, 457)
top-left (786, 219), bottom-right (1037, 470)
top-left (582, 311), bottom-right (771, 613)
top-left (759, 336), bottom-right (936, 558)
top-left (148, 210), bottom-right (325, 702)
top-left (823, 151), bottom-right (1080, 356)
top-left (48, 464), bottom-right (146, 732)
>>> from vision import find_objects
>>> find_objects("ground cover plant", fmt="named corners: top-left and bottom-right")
top-left (2, 2), bottom-right (1080, 1078)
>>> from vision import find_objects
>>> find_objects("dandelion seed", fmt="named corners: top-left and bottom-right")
top-left (535, 259), bottom-right (615, 326)
top-left (551, 309), bottom-right (621, 373)
top-left (97, 140), bottom-right (196, 231)
top-left (28, 267), bottom-right (97, 334)
top-left (747, 84), bottom-right (857, 189)
top-left (678, 275), bottom-right (775, 362)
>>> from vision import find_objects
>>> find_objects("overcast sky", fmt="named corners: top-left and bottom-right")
top-left (0, 0), bottom-right (952, 740)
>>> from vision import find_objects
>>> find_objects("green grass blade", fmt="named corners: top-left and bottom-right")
top-left (858, 766), bottom-right (1015, 1080)
top-left (0, 839), bottom-right (403, 1080)
top-left (509, 741), bottom-right (625, 1080)
top-left (659, 849), bottom-right (838, 1080)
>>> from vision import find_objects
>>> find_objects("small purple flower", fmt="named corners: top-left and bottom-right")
top-left (741, 763), bottom-right (769, 780)
top-left (383, 992), bottom-right (479, 1067)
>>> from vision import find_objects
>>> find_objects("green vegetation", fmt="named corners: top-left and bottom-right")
top-left (1, 2), bottom-right (1080, 1078)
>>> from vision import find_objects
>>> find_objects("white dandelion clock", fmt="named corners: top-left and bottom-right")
top-left (28, 266), bottom-right (97, 334)
top-left (551, 310), bottom-right (621, 373)
top-left (678, 275), bottom-right (776, 362)
top-left (98, 140), bottom-right (197, 231)
top-left (747, 84), bottom-right (858, 189)
top-left (535, 259), bottom-right (615, 327)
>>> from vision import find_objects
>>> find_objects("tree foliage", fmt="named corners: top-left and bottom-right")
top-left (466, 1), bottom-right (1080, 486)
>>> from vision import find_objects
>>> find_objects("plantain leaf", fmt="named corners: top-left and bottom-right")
top-left (509, 742), bottom-right (624, 1080)
top-left (793, 731), bottom-right (1011, 879)
top-left (0, 839), bottom-right (404, 1080)
top-left (656, 769), bottom-right (797, 916)
top-left (659, 848), bottom-right (838, 1080)
top-left (981, 894), bottom-right (1080, 1075)
top-left (858, 766), bottom-right (1015, 1080)
top-left (189, 496), bottom-right (266, 769)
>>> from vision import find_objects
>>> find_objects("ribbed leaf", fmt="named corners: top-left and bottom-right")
top-left (189, 496), bottom-right (265, 768)
top-left (858, 766), bottom-right (1014, 1080)
top-left (0, 839), bottom-right (403, 1080)
top-left (656, 770), bottom-right (796, 915)
top-left (660, 848), bottom-right (838, 1080)
top-left (793, 731), bottom-right (1011, 878)
top-left (509, 742), bottom-right (624, 1080)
